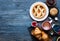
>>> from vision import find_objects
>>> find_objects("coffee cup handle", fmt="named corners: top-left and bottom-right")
top-left (52, 24), bottom-right (55, 28)
top-left (49, 20), bottom-right (55, 28)
top-left (49, 20), bottom-right (53, 24)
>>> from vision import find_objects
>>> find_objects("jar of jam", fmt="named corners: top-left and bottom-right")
top-left (31, 21), bottom-right (38, 27)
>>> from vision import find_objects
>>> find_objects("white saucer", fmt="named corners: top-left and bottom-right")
top-left (30, 2), bottom-right (49, 21)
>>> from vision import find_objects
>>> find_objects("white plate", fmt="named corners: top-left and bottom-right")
top-left (30, 2), bottom-right (49, 21)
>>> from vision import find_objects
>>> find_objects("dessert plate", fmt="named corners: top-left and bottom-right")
top-left (30, 2), bottom-right (49, 21)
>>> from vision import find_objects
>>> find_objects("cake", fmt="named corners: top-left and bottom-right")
top-left (32, 4), bottom-right (46, 19)
top-left (31, 27), bottom-right (49, 41)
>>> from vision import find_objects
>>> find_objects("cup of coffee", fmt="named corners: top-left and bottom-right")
top-left (46, 0), bottom-right (56, 7)
top-left (53, 25), bottom-right (60, 35)
top-left (42, 20), bottom-right (52, 30)
top-left (57, 37), bottom-right (60, 41)
top-left (49, 7), bottom-right (59, 21)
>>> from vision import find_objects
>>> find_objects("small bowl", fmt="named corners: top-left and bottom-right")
top-left (31, 21), bottom-right (38, 27)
